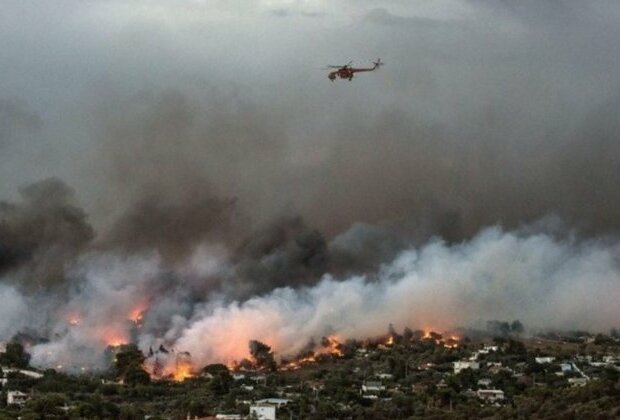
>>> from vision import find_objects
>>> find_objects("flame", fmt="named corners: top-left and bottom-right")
top-left (280, 354), bottom-right (317, 371)
top-left (321, 335), bottom-right (344, 357)
top-left (102, 328), bottom-right (129, 347)
top-left (172, 362), bottom-right (194, 381)
top-left (128, 304), bottom-right (148, 324)
top-left (443, 335), bottom-right (459, 349)
top-left (278, 335), bottom-right (344, 371)
top-left (386, 335), bottom-right (394, 346)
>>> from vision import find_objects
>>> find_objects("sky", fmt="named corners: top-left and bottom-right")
top-left (1, 0), bottom-right (620, 368)
top-left (2, 0), bottom-right (619, 237)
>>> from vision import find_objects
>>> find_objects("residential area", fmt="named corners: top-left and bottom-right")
top-left (0, 323), bottom-right (619, 419)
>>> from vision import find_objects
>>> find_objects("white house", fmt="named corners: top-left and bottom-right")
top-left (255, 398), bottom-right (289, 407)
top-left (535, 357), bottom-right (555, 364)
top-left (361, 381), bottom-right (385, 392)
top-left (477, 378), bottom-right (492, 388)
top-left (568, 377), bottom-right (589, 387)
top-left (250, 404), bottom-right (276, 420)
top-left (7, 391), bottom-right (30, 406)
top-left (476, 389), bottom-right (505, 402)
top-left (2, 368), bottom-right (44, 379)
top-left (454, 361), bottom-right (480, 374)
top-left (215, 415), bottom-right (242, 420)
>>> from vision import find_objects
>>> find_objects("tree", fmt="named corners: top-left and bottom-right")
top-left (113, 344), bottom-right (150, 385)
top-left (249, 340), bottom-right (276, 371)
top-left (0, 342), bottom-right (31, 368)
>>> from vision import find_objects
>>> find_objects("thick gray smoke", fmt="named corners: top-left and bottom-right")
top-left (0, 178), bottom-right (94, 291)
top-left (0, 0), bottom-right (619, 372)
top-left (20, 224), bottom-right (620, 372)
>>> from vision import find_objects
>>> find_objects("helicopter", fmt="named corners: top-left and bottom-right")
top-left (327, 59), bottom-right (383, 81)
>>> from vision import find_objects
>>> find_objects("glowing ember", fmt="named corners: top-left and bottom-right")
top-left (65, 311), bottom-right (81, 326)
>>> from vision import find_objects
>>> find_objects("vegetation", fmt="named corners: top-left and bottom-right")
top-left (0, 326), bottom-right (618, 419)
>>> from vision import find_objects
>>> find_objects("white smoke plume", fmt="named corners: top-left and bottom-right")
top-left (15, 223), bottom-right (619, 372)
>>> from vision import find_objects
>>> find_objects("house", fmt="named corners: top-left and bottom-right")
top-left (476, 389), bottom-right (505, 402)
top-left (361, 381), bottom-right (385, 392)
top-left (255, 398), bottom-right (289, 407)
top-left (7, 391), bottom-right (30, 406)
top-left (560, 363), bottom-right (573, 373)
top-left (249, 375), bottom-right (267, 384)
top-left (2, 368), bottom-right (44, 379)
top-left (232, 373), bottom-right (246, 381)
top-left (477, 378), bottom-right (492, 388)
top-left (215, 415), bottom-right (242, 420)
top-left (377, 373), bottom-right (393, 380)
top-left (250, 404), bottom-right (276, 420)
top-left (454, 361), bottom-right (480, 374)
top-left (568, 377), bottom-right (589, 387)
top-left (535, 357), bottom-right (555, 364)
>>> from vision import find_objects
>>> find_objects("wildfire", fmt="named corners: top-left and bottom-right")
top-left (280, 354), bottom-right (317, 371)
top-left (321, 335), bottom-right (344, 357)
top-left (128, 304), bottom-right (148, 324)
top-left (444, 335), bottom-right (460, 349)
top-left (102, 329), bottom-right (129, 347)
top-left (172, 352), bottom-right (195, 381)
top-left (278, 335), bottom-right (345, 371)
top-left (172, 363), bottom-right (193, 381)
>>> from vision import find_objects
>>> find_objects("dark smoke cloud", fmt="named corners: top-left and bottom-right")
top-left (0, 178), bottom-right (94, 291)
top-left (104, 192), bottom-right (238, 263)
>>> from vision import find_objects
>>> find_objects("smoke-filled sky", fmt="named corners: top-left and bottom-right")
top-left (1, 0), bottom-right (620, 371)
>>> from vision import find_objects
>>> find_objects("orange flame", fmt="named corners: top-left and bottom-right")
top-left (172, 363), bottom-right (194, 381)
top-left (102, 328), bottom-right (129, 347)
top-left (128, 303), bottom-right (148, 324)
top-left (321, 335), bottom-right (344, 357)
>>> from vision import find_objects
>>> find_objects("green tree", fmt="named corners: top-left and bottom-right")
top-left (0, 342), bottom-right (31, 368)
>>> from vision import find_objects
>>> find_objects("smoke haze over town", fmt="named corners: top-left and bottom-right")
top-left (1, 0), bottom-right (620, 373)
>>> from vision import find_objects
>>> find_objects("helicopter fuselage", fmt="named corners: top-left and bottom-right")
top-left (327, 62), bottom-right (382, 81)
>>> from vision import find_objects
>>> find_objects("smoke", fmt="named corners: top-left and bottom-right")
top-left (0, 97), bottom-right (41, 148)
top-left (0, 178), bottom-right (94, 291)
top-left (7, 221), bottom-right (617, 372)
top-left (163, 226), bottom-right (620, 368)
